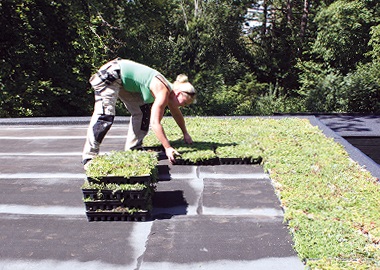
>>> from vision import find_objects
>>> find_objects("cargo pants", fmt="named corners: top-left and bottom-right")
top-left (82, 59), bottom-right (152, 163)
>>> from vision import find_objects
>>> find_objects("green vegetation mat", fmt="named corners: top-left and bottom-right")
top-left (144, 117), bottom-right (380, 269)
top-left (85, 150), bottom-right (158, 180)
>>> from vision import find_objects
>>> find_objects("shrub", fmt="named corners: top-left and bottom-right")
top-left (342, 62), bottom-right (380, 113)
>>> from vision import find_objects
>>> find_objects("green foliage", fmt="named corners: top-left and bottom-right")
top-left (297, 61), bottom-right (347, 112)
top-left (342, 62), bottom-right (380, 113)
top-left (144, 117), bottom-right (263, 162)
top-left (368, 24), bottom-right (380, 61)
top-left (312, 0), bottom-right (374, 74)
top-left (222, 73), bottom-right (268, 115)
top-left (82, 181), bottom-right (147, 192)
top-left (86, 150), bottom-right (158, 179)
top-left (259, 118), bottom-right (380, 267)
top-left (0, 0), bottom-right (94, 116)
top-left (254, 84), bottom-right (307, 114)
top-left (95, 207), bottom-right (148, 214)
top-left (2, 0), bottom-right (380, 116)
top-left (189, 70), bottom-right (228, 115)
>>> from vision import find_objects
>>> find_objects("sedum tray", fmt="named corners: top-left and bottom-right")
top-left (174, 156), bottom-right (262, 166)
top-left (87, 174), bottom-right (153, 185)
top-left (86, 210), bottom-right (151, 222)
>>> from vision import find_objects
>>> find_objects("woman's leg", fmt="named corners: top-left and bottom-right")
top-left (82, 61), bottom-right (122, 164)
top-left (118, 90), bottom-right (152, 150)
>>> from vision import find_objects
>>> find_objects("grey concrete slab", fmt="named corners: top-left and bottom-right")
top-left (0, 125), bottom-right (87, 137)
top-left (161, 164), bottom-right (268, 180)
top-left (0, 124), bottom-right (129, 157)
top-left (159, 162), bottom-right (198, 179)
top-left (0, 156), bottom-right (84, 174)
top-left (199, 164), bottom-right (268, 179)
top-left (0, 139), bottom-right (84, 154)
top-left (140, 258), bottom-right (304, 270)
top-left (141, 216), bottom-right (301, 268)
top-left (202, 178), bottom-right (283, 216)
top-left (0, 116), bottom-right (127, 126)
top-left (200, 164), bottom-right (265, 175)
top-left (0, 116), bottom-right (93, 126)
top-left (0, 215), bottom-right (152, 269)
top-left (0, 138), bottom-right (126, 155)
top-left (315, 114), bottom-right (380, 168)
top-left (0, 178), bottom-right (83, 207)
top-left (152, 177), bottom-right (203, 218)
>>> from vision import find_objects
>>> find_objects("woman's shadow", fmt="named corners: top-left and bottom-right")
top-left (150, 140), bottom-right (237, 220)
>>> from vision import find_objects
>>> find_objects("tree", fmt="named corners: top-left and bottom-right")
top-left (3, 0), bottom-right (380, 117)
top-left (161, 0), bottom-right (252, 115)
top-left (312, 0), bottom-right (374, 74)
top-left (0, 0), bottom-right (103, 116)
top-left (0, 0), bottom-right (164, 117)
top-left (341, 23), bottom-right (380, 113)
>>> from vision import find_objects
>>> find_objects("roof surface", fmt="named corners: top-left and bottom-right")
top-left (0, 115), bottom-right (379, 269)
top-left (317, 114), bottom-right (380, 137)
top-left (0, 117), bottom-right (303, 270)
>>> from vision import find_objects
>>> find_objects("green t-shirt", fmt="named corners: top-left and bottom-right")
top-left (118, 60), bottom-right (171, 104)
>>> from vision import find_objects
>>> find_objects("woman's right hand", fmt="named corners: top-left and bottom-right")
top-left (165, 147), bottom-right (181, 163)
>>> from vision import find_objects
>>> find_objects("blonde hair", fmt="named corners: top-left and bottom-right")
top-left (176, 74), bottom-right (190, 83)
top-left (174, 74), bottom-right (196, 97)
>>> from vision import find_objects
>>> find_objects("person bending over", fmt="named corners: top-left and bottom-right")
top-left (82, 58), bottom-right (196, 169)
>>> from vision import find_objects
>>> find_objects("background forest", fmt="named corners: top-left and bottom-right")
top-left (1, 0), bottom-right (380, 117)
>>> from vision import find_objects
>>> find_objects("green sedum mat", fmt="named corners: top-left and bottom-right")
top-left (144, 117), bottom-right (380, 269)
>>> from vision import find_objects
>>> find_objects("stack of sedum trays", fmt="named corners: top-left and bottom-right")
top-left (81, 150), bottom-right (158, 222)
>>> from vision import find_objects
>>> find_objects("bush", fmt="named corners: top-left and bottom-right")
top-left (342, 62), bottom-right (380, 113)
top-left (297, 61), bottom-right (347, 112)
top-left (255, 84), bottom-right (306, 114)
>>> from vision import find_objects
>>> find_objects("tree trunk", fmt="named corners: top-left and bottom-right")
top-left (300, 0), bottom-right (310, 39)
top-left (287, 0), bottom-right (293, 25)
top-left (262, 0), bottom-right (268, 36)
top-left (180, 0), bottom-right (189, 31)
top-left (194, 0), bottom-right (199, 17)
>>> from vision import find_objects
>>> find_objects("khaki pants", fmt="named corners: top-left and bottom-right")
top-left (82, 60), bottom-right (152, 162)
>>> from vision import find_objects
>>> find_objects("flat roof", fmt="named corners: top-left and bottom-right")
top-left (0, 115), bottom-right (378, 269)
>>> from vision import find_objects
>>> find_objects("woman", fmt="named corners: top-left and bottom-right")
top-left (82, 58), bottom-right (196, 169)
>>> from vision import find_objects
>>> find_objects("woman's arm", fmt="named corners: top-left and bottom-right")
top-left (168, 103), bottom-right (193, 144)
top-left (149, 77), bottom-right (180, 162)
